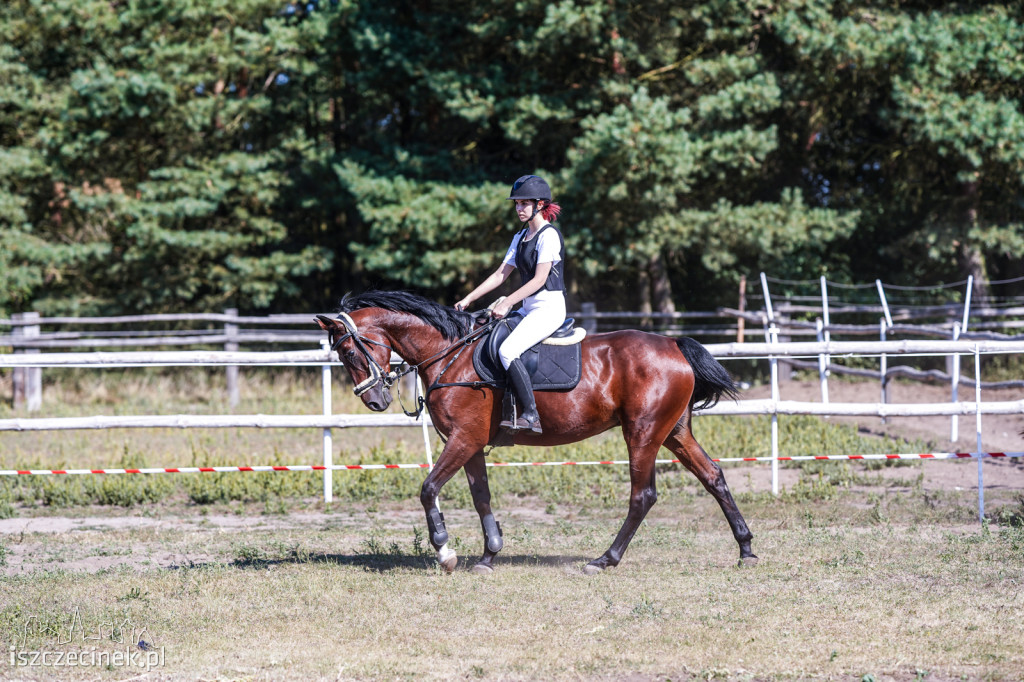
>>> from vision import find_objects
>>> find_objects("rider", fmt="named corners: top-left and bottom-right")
top-left (454, 175), bottom-right (567, 434)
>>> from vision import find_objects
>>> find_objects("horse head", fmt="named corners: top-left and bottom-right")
top-left (315, 312), bottom-right (394, 412)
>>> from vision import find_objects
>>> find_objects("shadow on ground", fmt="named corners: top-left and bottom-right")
top-left (213, 550), bottom-right (592, 573)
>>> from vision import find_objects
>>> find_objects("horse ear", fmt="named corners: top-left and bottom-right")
top-left (314, 314), bottom-right (337, 331)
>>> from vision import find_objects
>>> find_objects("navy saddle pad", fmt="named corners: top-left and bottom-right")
top-left (472, 316), bottom-right (583, 391)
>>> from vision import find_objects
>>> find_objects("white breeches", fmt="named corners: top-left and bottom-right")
top-left (498, 290), bottom-right (567, 369)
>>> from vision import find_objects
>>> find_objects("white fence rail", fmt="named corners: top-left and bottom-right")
top-left (0, 339), bottom-right (1021, 521)
top-left (1, 338), bottom-right (1021, 365)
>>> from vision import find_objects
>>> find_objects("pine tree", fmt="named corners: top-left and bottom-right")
top-left (0, 0), bottom-right (334, 314)
top-left (771, 2), bottom-right (1024, 295)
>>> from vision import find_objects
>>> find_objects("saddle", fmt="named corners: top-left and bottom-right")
top-left (472, 315), bottom-right (586, 391)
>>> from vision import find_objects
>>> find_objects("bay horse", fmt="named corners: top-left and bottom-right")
top-left (316, 290), bottom-right (757, 574)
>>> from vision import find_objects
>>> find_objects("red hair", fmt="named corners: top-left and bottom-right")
top-left (540, 201), bottom-right (562, 222)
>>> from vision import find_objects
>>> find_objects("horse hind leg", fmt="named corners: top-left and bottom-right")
top-left (463, 452), bottom-right (503, 574)
top-left (665, 412), bottom-right (758, 567)
top-left (584, 443), bottom-right (659, 575)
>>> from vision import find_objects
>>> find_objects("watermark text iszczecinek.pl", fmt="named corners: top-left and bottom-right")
top-left (9, 645), bottom-right (165, 671)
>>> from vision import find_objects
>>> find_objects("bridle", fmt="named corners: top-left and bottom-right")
top-left (329, 312), bottom-right (400, 397)
top-left (328, 310), bottom-right (500, 411)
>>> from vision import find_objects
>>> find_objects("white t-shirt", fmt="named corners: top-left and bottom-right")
top-left (501, 226), bottom-right (562, 268)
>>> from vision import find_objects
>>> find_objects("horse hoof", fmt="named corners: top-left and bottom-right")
top-left (471, 563), bottom-right (494, 575)
top-left (582, 563), bottom-right (604, 576)
top-left (437, 545), bottom-right (458, 573)
top-left (737, 555), bottom-right (759, 568)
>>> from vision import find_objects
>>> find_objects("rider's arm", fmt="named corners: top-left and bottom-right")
top-left (456, 263), bottom-right (515, 310)
top-left (499, 261), bottom-right (552, 310)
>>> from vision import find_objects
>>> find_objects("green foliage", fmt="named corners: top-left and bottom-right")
top-left (1, 1), bottom-right (1022, 314)
top-left (0, 0), bottom-right (335, 315)
top-left (771, 3), bottom-right (1024, 287)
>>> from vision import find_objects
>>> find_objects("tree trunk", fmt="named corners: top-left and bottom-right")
top-left (958, 176), bottom-right (991, 303)
top-left (649, 252), bottom-right (676, 314)
top-left (637, 265), bottom-right (651, 328)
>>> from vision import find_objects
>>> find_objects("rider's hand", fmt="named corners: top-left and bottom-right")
top-left (491, 300), bottom-right (512, 319)
top-left (454, 298), bottom-right (471, 312)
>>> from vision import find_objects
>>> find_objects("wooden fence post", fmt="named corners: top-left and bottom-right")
top-left (11, 313), bottom-right (24, 410)
top-left (224, 308), bottom-right (239, 408)
top-left (12, 312), bottom-right (42, 411)
top-left (580, 302), bottom-right (597, 334)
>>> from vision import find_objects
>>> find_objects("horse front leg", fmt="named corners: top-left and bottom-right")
top-left (420, 434), bottom-right (488, 573)
top-left (463, 451), bottom-right (503, 574)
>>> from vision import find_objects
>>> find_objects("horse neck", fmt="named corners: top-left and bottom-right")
top-left (375, 315), bottom-right (451, 369)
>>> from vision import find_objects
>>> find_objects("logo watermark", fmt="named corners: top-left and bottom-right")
top-left (6, 606), bottom-right (165, 672)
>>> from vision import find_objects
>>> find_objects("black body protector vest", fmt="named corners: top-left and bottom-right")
top-left (514, 224), bottom-right (566, 294)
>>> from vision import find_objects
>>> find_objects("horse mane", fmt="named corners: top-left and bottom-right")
top-left (337, 290), bottom-right (474, 342)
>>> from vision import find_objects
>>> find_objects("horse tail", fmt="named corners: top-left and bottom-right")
top-left (675, 337), bottom-right (739, 411)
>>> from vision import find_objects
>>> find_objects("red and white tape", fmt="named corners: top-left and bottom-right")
top-left (0, 452), bottom-right (1020, 476)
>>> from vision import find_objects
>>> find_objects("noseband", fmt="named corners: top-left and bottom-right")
top-left (330, 312), bottom-right (399, 397)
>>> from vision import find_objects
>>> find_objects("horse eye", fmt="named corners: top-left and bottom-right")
top-left (345, 350), bottom-right (356, 359)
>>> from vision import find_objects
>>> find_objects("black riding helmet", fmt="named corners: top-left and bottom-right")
top-left (507, 175), bottom-right (551, 202)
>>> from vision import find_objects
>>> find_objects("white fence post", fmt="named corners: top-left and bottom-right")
top-left (224, 308), bottom-right (240, 408)
top-left (879, 318), bottom-right (888, 423)
top-left (876, 280), bottom-right (893, 423)
top-left (765, 320), bottom-right (780, 496)
top-left (950, 322), bottom-right (961, 442)
top-left (819, 275), bottom-right (831, 402)
top-left (962, 276), bottom-right (974, 332)
top-left (951, 277), bottom-right (974, 445)
top-left (759, 272), bottom-right (775, 325)
top-left (875, 280), bottom-right (894, 329)
top-left (321, 339), bottom-right (333, 504)
top-left (816, 319), bottom-right (829, 404)
top-left (975, 346), bottom-right (984, 523)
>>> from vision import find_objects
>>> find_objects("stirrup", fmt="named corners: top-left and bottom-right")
top-left (499, 416), bottom-right (542, 434)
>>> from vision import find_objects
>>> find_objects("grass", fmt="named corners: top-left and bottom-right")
top-left (1, 369), bottom-right (1023, 679)
top-left (1, 493), bottom-right (1023, 680)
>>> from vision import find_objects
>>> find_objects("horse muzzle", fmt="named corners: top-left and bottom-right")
top-left (362, 385), bottom-right (393, 412)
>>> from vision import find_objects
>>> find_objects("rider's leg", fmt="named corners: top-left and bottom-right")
top-left (501, 358), bottom-right (541, 433)
top-left (497, 295), bottom-right (565, 434)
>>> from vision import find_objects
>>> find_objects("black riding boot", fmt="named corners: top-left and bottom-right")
top-left (500, 359), bottom-right (542, 434)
